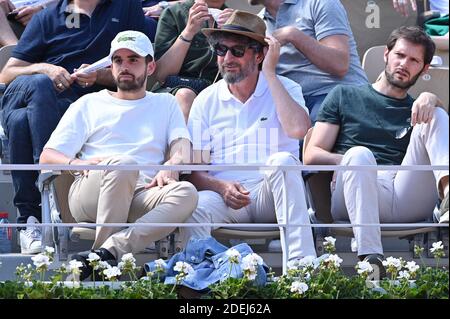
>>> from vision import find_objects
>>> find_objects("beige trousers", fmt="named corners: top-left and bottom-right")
top-left (68, 155), bottom-right (198, 259)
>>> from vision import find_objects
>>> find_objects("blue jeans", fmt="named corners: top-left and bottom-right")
top-left (0, 74), bottom-right (78, 223)
top-left (304, 93), bottom-right (328, 124)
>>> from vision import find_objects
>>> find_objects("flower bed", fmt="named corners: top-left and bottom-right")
top-left (0, 239), bottom-right (448, 299)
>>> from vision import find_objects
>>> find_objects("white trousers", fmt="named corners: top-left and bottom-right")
top-left (179, 152), bottom-right (317, 260)
top-left (331, 108), bottom-right (449, 256)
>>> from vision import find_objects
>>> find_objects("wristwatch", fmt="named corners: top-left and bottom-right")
top-left (159, 1), bottom-right (170, 9)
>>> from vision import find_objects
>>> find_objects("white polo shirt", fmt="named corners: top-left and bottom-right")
top-left (188, 73), bottom-right (307, 182)
top-left (45, 90), bottom-right (191, 179)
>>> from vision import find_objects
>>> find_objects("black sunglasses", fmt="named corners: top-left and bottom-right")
top-left (211, 43), bottom-right (259, 58)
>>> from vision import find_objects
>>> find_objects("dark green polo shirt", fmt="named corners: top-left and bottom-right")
top-left (317, 84), bottom-right (415, 165)
top-left (154, 0), bottom-right (226, 83)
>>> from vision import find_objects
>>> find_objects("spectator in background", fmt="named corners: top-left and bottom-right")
top-left (392, 0), bottom-right (449, 17)
top-left (0, 0), bottom-right (57, 47)
top-left (0, 0), bottom-right (149, 255)
top-left (152, 0), bottom-right (234, 122)
top-left (249, 0), bottom-right (368, 123)
top-left (142, 0), bottom-right (185, 18)
top-left (0, 0), bottom-right (160, 46)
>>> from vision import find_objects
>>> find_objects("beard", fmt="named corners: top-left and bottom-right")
top-left (219, 60), bottom-right (257, 84)
top-left (115, 71), bottom-right (147, 91)
top-left (384, 62), bottom-right (424, 90)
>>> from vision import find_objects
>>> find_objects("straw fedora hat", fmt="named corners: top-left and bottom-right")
top-left (202, 10), bottom-right (267, 46)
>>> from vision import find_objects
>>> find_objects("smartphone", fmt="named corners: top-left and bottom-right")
top-left (7, 11), bottom-right (18, 21)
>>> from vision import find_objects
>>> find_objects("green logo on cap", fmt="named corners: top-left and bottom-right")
top-left (117, 36), bottom-right (136, 43)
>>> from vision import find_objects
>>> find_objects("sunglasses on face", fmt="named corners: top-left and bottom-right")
top-left (211, 43), bottom-right (259, 58)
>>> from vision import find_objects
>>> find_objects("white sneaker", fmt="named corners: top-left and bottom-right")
top-left (20, 216), bottom-right (42, 254)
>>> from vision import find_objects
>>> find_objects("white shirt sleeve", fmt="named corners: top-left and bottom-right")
top-left (44, 100), bottom-right (89, 158)
top-left (167, 95), bottom-right (191, 145)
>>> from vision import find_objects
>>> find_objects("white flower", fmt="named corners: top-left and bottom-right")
top-left (154, 259), bottom-right (167, 270)
top-left (324, 236), bottom-right (336, 246)
top-left (405, 261), bottom-right (419, 273)
top-left (287, 259), bottom-right (301, 270)
top-left (121, 253), bottom-right (136, 263)
top-left (290, 281), bottom-right (309, 294)
top-left (99, 261), bottom-right (111, 269)
top-left (87, 252), bottom-right (100, 263)
top-left (324, 254), bottom-right (343, 268)
top-left (60, 263), bottom-right (71, 273)
top-left (244, 270), bottom-right (257, 281)
top-left (173, 261), bottom-right (194, 275)
top-left (382, 257), bottom-right (403, 271)
top-left (430, 241), bottom-right (444, 253)
top-left (226, 248), bottom-right (241, 264)
top-left (103, 266), bottom-right (121, 280)
top-left (241, 260), bottom-right (256, 272)
top-left (31, 254), bottom-right (51, 269)
top-left (242, 253), bottom-right (263, 267)
top-left (119, 253), bottom-right (136, 271)
top-left (397, 270), bottom-right (411, 280)
top-left (44, 246), bottom-right (55, 254)
top-left (356, 261), bottom-right (373, 275)
top-left (241, 260), bottom-right (258, 281)
top-left (299, 256), bottom-right (316, 269)
top-left (68, 260), bottom-right (84, 275)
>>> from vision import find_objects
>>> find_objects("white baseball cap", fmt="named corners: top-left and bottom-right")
top-left (108, 30), bottom-right (154, 61)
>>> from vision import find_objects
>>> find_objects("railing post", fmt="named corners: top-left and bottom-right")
top-left (282, 169), bottom-right (288, 275)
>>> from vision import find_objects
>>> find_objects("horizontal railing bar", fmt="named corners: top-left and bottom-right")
top-left (0, 223), bottom-right (447, 228)
top-left (0, 164), bottom-right (448, 171)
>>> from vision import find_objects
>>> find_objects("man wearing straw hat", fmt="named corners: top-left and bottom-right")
top-left (180, 11), bottom-right (317, 261)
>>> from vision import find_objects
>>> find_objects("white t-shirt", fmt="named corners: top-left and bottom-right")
top-left (188, 73), bottom-right (307, 182)
top-left (45, 90), bottom-right (190, 179)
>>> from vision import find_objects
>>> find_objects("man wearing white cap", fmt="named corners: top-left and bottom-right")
top-left (40, 31), bottom-right (198, 281)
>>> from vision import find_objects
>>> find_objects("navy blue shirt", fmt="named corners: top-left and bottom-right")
top-left (141, 0), bottom-right (159, 6)
top-left (12, 0), bottom-right (147, 96)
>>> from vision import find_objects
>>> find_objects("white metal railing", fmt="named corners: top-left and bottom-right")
top-left (0, 163), bottom-right (449, 273)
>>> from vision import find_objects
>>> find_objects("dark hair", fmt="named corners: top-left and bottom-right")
top-left (145, 55), bottom-right (154, 64)
top-left (208, 32), bottom-right (263, 54)
top-left (386, 26), bottom-right (436, 65)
